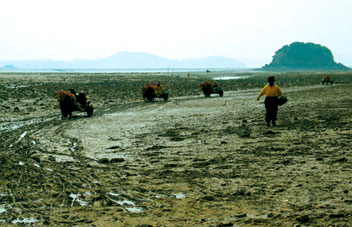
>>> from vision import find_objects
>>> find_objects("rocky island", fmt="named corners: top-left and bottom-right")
top-left (262, 42), bottom-right (350, 71)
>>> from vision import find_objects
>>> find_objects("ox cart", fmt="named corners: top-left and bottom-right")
top-left (57, 91), bottom-right (94, 119)
top-left (322, 74), bottom-right (333, 85)
top-left (142, 85), bottom-right (169, 102)
top-left (200, 81), bottom-right (223, 97)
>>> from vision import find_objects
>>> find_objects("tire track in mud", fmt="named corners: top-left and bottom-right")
top-left (1, 114), bottom-right (125, 225)
top-left (1, 93), bottom-right (180, 225)
top-left (0, 98), bottom-right (147, 152)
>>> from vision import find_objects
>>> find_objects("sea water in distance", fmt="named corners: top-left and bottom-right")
top-left (0, 68), bottom-right (258, 73)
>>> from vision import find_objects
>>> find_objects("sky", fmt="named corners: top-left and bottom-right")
top-left (1, 0), bottom-right (351, 67)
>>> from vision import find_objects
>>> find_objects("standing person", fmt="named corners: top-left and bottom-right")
top-left (69, 89), bottom-right (77, 99)
top-left (154, 82), bottom-right (163, 96)
top-left (69, 88), bottom-right (85, 111)
top-left (257, 76), bottom-right (283, 126)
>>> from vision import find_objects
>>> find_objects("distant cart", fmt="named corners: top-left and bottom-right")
top-left (200, 81), bottom-right (223, 97)
top-left (142, 85), bottom-right (168, 102)
top-left (57, 91), bottom-right (93, 119)
top-left (322, 74), bottom-right (333, 85)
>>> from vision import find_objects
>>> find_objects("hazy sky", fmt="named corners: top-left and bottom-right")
top-left (1, 0), bottom-right (351, 67)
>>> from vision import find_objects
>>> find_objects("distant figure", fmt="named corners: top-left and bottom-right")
top-left (154, 82), bottom-right (164, 96)
top-left (187, 72), bottom-right (190, 79)
top-left (69, 89), bottom-right (84, 111)
top-left (69, 89), bottom-right (77, 97)
top-left (76, 92), bottom-right (88, 107)
top-left (206, 69), bottom-right (211, 73)
top-left (322, 74), bottom-right (333, 85)
top-left (257, 76), bottom-right (283, 127)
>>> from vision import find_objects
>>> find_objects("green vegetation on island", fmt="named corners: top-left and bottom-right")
top-left (262, 42), bottom-right (350, 71)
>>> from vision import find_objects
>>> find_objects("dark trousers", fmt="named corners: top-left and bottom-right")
top-left (265, 97), bottom-right (279, 125)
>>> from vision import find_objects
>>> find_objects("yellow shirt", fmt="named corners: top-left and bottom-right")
top-left (257, 84), bottom-right (282, 99)
top-left (154, 85), bottom-right (163, 95)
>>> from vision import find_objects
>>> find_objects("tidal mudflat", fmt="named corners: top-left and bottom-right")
top-left (1, 72), bottom-right (351, 226)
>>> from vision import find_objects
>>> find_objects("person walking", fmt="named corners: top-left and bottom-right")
top-left (257, 76), bottom-right (283, 126)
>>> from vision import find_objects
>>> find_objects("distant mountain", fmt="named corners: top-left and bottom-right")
top-left (261, 42), bottom-right (350, 71)
top-left (0, 52), bottom-right (246, 69)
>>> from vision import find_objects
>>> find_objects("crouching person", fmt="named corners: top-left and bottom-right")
top-left (257, 76), bottom-right (283, 127)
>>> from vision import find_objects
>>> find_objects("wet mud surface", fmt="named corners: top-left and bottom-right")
top-left (1, 72), bottom-right (352, 226)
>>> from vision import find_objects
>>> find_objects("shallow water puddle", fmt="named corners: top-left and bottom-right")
top-left (125, 207), bottom-right (143, 213)
top-left (95, 153), bottom-right (128, 161)
top-left (174, 193), bottom-right (186, 199)
top-left (246, 213), bottom-right (268, 219)
top-left (4, 84), bottom-right (30, 89)
top-left (16, 131), bottom-right (27, 143)
top-left (0, 117), bottom-right (55, 132)
top-left (108, 192), bottom-right (120, 197)
top-left (0, 207), bottom-right (6, 214)
top-left (9, 131), bottom-right (28, 148)
top-left (69, 193), bottom-right (88, 207)
top-left (108, 112), bottom-right (139, 117)
top-left (156, 193), bottom-right (186, 199)
top-left (116, 200), bottom-right (135, 206)
top-left (155, 194), bottom-right (165, 198)
top-left (106, 195), bottom-right (143, 213)
top-left (213, 76), bottom-right (249, 80)
top-left (71, 142), bottom-right (77, 152)
top-left (52, 155), bottom-right (76, 163)
top-left (11, 218), bottom-right (37, 225)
